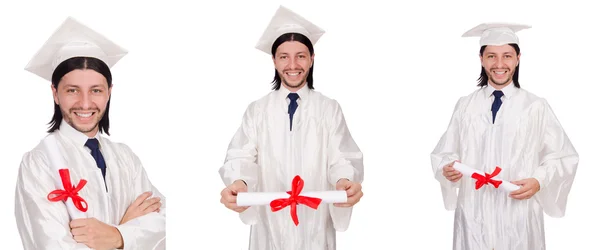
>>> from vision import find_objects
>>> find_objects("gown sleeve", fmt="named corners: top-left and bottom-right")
top-left (430, 97), bottom-right (465, 211)
top-left (531, 99), bottom-right (579, 218)
top-left (219, 103), bottom-right (260, 225)
top-left (114, 144), bottom-right (166, 250)
top-left (14, 150), bottom-right (92, 250)
top-left (325, 100), bottom-right (364, 232)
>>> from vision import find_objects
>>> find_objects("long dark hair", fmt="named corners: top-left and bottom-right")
top-left (270, 33), bottom-right (315, 90)
top-left (477, 43), bottom-right (521, 88)
top-left (48, 57), bottom-right (113, 135)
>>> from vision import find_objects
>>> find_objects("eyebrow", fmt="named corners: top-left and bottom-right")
top-left (277, 52), bottom-right (308, 56)
top-left (62, 84), bottom-right (107, 89)
top-left (485, 52), bottom-right (516, 55)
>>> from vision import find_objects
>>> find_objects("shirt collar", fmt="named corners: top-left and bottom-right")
top-left (484, 81), bottom-right (517, 99)
top-left (277, 83), bottom-right (310, 101)
top-left (58, 119), bottom-right (100, 147)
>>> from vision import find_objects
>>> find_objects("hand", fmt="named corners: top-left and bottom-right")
top-left (70, 218), bottom-right (124, 250)
top-left (442, 161), bottom-right (462, 182)
top-left (509, 178), bottom-right (540, 200)
top-left (220, 179), bottom-right (249, 213)
top-left (334, 179), bottom-right (363, 207)
top-left (119, 191), bottom-right (161, 225)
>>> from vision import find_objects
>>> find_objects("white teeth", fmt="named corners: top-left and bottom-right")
top-left (287, 72), bottom-right (300, 76)
top-left (494, 71), bottom-right (506, 75)
top-left (75, 112), bottom-right (92, 118)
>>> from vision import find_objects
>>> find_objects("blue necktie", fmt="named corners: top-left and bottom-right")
top-left (491, 90), bottom-right (504, 123)
top-left (85, 138), bottom-right (107, 191)
top-left (288, 93), bottom-right (299, 131)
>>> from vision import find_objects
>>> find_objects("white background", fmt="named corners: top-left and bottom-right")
top-left (0, 0), bottom-right (597, 249)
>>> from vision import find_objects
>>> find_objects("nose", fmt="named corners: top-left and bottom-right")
top-left (494, 57), bottom-right (506, 68)
top-left (79, 92), bottom-right (91, 109)
top-left (289, 56), bottom-right (300, 69)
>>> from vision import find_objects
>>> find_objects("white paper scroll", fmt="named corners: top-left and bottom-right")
top-left (43, 135), bottom-right (87, 219)
top-left (452, 162), bottom-right (520, 192)
top-left (237, 191), bottom-right (347, 206)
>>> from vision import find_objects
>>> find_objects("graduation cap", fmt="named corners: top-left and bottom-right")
top-left (462, 22), bottom-right (531, 46)
top-left (24, 16), bottom-right (128, 82)
top-left (255, 5), bottom-right (325, 54)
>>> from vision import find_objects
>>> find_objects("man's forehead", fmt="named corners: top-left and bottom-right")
top-left (483, 45), bottom-right (518, 54)
top-left (275, 41), bottom-right (311, 54)
top-left (58, 70), bottom-right (109, 87)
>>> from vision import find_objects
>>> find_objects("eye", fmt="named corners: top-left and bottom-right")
top-left (298, 55), bottom-right (306, 59)
top-left (279, 55), bottom-right (288, 59)
top-left (504, 55), bottom-right (512, 58)
top-left (66, 89), bottom-right (77, 93)
top-left (92, 89), bottom-right (103, 93)
top-left (487, 55), bottom-right (495, 59)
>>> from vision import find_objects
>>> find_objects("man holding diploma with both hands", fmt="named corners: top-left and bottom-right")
top-left (219, 5), bottom-right (364, 250)
top-left (431, 22), bottom-right (579, 249)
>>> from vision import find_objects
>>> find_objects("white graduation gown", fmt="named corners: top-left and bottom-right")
top-left (431, 83), bottom-right (578, 250)
top-left (219, 85), bottom-right (364, 250)
top-left (15, 120), bottom-right (166, 250)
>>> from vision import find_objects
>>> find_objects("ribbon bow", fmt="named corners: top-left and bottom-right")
top-left (270, 175), bottom-right (322, 226)
top-left (471, 166), bottom-right (503, 190)
top-left (47, 169), bottom-right (89, 212)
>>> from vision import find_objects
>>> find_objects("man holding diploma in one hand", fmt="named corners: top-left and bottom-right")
top-left (430, 23), bottom-right (578, 250)
top-left (218, 5), bottom-right (364, 250)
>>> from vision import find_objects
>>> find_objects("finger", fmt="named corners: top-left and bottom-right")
top-left (229, 182), bottom-right (248, 193)
top-left (446, 171), bottom-right (461, 178)
top-left (511, 189), bottom-right (534, 200)
top-left (233, 206), bottom-right (249, 213)
top-left (225, 201), bottom-right (241, 210)
top-left (346, 184), bottom-right (360, 197)
top-left (511, 180), bottom-right (527, 186)
top-left (133, 192), bottom-right (153, 207)
top-left (140, 197), bottom-right (161, 211)
top-left (145, 202), bottom-right (162, 213)
top-left (348, 191), bottom-right (363, 203)
top-left (448, 174), bottom-right (462, 182)
top-left (221, 187), bottom-right (231, 195)
top-left (510, 186), bottom-right (530, 196)
top-left (223, 193), bottom-right (238, 203)
top-left (334, 202), bottom-right (353, 207)
top-left (73, 235), bottom-right (87, 243)
top-left (444, 165), bottom-right (456, 171)
top-left (233, 182), bottom-right (248, 192)
top-left (70, 227), bottom-right (87, 236)
top-left (69, 219), bottom-right (87, 229)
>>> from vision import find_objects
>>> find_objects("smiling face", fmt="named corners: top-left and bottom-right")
top-left (480, 44), bottom-right (520, 89)
top-left (272, 41), bottom-right (314, 92)
top-left (52, 69), bottom-right (111, 137)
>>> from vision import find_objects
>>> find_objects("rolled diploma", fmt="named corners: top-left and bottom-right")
top-left (237, 191), bottom-right (347, 206)
top-left (43, 136), bottom-right (87, 219)
top-left (452, 162), bottom-right (520, 192)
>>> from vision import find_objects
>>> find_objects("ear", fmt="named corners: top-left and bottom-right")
top-left (108, 84), bottom-right (113, 98)
top-left (51, 84), bottom-right (59, 105)
top-left (517, 53), bottom-right (521, 66)
top-left (311, 53), bottom-right (315, 67)
top-left (479, 54), bottom-right (484, 66)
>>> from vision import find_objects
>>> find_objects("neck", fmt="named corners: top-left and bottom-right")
top-left (84, 128), bottom-right (99, 138)
top-left (488, 80), bottom-right (512, 90)
top-left (283, 82), bottom-right (306, 92)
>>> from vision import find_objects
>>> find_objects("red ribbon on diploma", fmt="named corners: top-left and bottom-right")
top-left (47, 169), bottom-right (89, 212)
top-left (471, 166), bottom-right (503, 189)
top-left (269, 175), bottom-right (322, 226)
